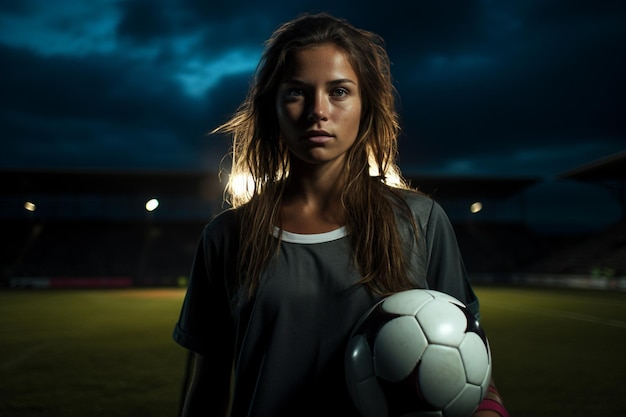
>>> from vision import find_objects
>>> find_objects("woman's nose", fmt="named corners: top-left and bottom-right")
top-left (307, 94), bottom-right (329, 122)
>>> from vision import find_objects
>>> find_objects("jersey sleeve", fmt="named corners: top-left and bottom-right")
top-left (424, 201), bottom-right (480, 320)
top-left (173, 220), bottom-right (236, 358)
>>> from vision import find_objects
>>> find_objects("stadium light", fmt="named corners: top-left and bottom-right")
top-left (24, 201), bottom-right (36, 212)
top-left (145, 198), bottom-right (159, 212)
top-left (470, 201), bottom-right (483, 214)
top-left (229, 173), bottom-right (255, 201)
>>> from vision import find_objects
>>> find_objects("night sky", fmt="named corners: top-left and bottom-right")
top-left (2, 0), bottom-right (624, 179)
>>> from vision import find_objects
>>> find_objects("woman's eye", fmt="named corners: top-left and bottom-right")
top-left (331, 87), bottom-right (349, 97)
top-left (285, 88), bottom-right (304, 99)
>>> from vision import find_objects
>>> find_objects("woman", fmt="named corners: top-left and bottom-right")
top-left (174, 12), bottom-right (508, 417)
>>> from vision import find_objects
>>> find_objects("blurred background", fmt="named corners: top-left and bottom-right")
top-left (1, 0), bottom-right (624, 289)
top-left (2, 163), bottom-right (625, 290)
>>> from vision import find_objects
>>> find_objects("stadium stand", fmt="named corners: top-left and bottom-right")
top-left (1, 152), bottom-right (624, 289)
top-left (4, 219), bottom-right (203, 286)
top-left (524, 221), bottom-right (626, 276)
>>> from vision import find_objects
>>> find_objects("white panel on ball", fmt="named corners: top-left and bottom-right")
top-left (418, 345), bottom-right (466, 408)
top-left (374, 316), bottom-right (427, 382)
top-left (423, 290), bottom-right (466, 308)
top-left (458, 333), bottom-right (491, 385)
top-left (381, 289), bottom-right (433, 315)
top-left (416, 300), bottom-right (467, 346)
top-left (443, 383), bottom-right (482, 417)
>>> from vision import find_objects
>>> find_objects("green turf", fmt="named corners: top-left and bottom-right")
top-left (0, 289), bottom-right (188, 417)
top-left (475, 286), bottom-right (626, 417)
top-left (0, 287), bottom-right (624, 417)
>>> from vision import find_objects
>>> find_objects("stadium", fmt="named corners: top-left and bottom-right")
top-left (1, 151), bottom-right (625, 417)
top-left (2, 1), bottom-right (624, 415)
top-left (3, 151), bottom-right (625, 290)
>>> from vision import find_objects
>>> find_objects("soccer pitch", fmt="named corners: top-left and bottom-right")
top-left (476, 286), bottom-right (626, 417)
top-left (0, 287), bottom-right (624, 417)
top-left (0, 289), bottom-right (188, 417)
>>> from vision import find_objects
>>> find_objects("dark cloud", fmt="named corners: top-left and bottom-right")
top-left (116, 0), bottom-right (280, 55)
top-left (386, 0), bottom-right (626, 173)
top-left (0, 0), bottom-right (35, 14)
top-left (0, 0), bottom-right (624, 176)
top-left (117, 0), bottom-right (178, 44)
top-left (1, 42), bottom-right (214, 170)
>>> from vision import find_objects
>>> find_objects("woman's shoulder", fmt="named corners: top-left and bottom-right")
top-left (391, 187), bottom-right (436, 211)
top-left (388, 186), bottom-right (452, 226)
top-left (203, 207), bottom-right (240, 235)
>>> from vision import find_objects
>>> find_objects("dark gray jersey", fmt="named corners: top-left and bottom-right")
top-left (173, 190), bottom-right (478, 417)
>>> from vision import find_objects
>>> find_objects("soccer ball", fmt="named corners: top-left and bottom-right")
top-left (345, 289), bottom-right (491, 417)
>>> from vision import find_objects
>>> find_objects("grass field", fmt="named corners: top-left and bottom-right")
top-left (476, 286), bottom-right (626, 417)
top-left (0, 287), bottom-right (624, 417)
top-left (0, 289), bottom-right (188, 417)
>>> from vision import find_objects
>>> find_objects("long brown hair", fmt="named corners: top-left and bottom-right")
top-left (214, 13), bottom-right (419, 297)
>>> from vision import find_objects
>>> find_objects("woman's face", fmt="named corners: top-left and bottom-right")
top-left (276, 43), bottom-right (362, 168)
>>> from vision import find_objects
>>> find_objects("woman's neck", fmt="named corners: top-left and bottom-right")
top-left (279, 163), bottom-right (347, 234)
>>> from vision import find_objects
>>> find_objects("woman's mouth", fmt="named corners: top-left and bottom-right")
top-left (304, 130), bottom-right (333, 144)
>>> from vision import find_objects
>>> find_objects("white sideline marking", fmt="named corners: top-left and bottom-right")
top-left (533, 307), bottom-right (626, 328)
top-left (485, 303), bottom-right (626, 329)
top-left (0, 343), bottom-right (51, 371)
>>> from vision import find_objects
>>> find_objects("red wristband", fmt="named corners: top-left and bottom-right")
top-left (475, 398), bottom-right (510, 417)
